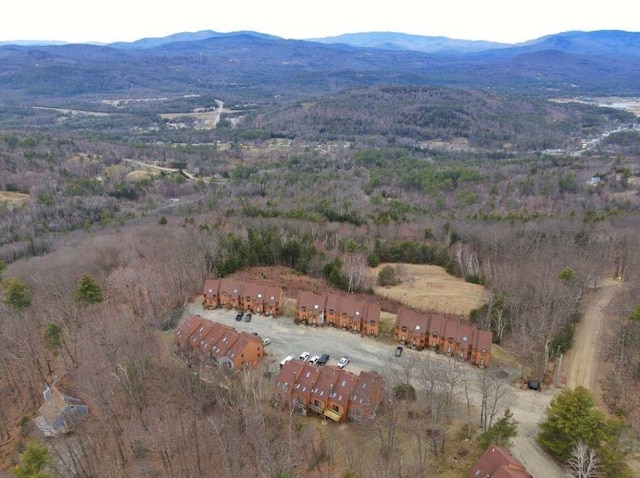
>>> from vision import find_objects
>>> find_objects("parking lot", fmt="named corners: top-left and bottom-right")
top-left (184, 301), bottom-right (406, 375)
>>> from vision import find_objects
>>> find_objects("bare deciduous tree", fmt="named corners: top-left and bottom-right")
top-left (564, 441), bottom-right (601, 478)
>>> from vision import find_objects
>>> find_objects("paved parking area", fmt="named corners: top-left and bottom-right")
top-left (184, 301), bottom-right (404, 375)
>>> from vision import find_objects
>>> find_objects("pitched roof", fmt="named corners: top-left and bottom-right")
top-left (474, 329), bottom-right (493, 351)
top-left (339, 295), bottom-right (366, 320)
top-left (275, 360), bottom-right (305, 394)
top-left (243, 281), bottom-right (266, 300)
top-left (203, 279), bottom-right (220, 298)
top-left (297, 290), bottom-right (325, 314)
top-left (293, 363), bottom-right (321, 397)
top-left (350, 370), bottom-right (384, 407)
top-left (330, 370), bottom-right (358, 408)
top-left (366, 302), bottom-right (381, 323)
top-left (469, 445), bottom-right (531, 478)
top-left (325, 292), bottom-right (341, 312)
top-left (175, 315), bottom-right (207, 348)
top-left (397, 308), bottom-right (429, 337)
top-left (264, 285), bottom-right (282, 305)
top-left (218, 278), bottom-right (244, 298)
top-left (310, 366), bottom-right (340, 401)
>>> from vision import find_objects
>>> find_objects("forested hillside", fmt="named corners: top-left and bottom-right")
top-left (1, 34), bottom-right (640, 477)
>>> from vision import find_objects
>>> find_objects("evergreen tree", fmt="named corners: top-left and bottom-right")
top-left (12, 440), bottom-right (52, 478)
top-left (75, 275), bottom-right (104, 305)
top-left (477, 407), bottom-right (518, 449)
top-left (538, 387), bottom-right (607, 461)
top-left (43, 322), bottom-right (63, 356)
top-left (2, 277), bottom-right (31, 310)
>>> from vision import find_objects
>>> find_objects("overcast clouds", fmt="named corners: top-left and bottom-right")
top-left (2, 0), bottom-right (638, 44)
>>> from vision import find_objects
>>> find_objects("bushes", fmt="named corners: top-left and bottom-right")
top-left (393, 383), bottom-right (416, 401)
top-left (377, 265), bottom-right (399, 286)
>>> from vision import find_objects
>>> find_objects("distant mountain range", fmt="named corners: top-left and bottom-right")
top-left (0, 29), bottom-right (638, 103)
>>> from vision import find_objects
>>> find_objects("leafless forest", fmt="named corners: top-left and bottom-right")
top-left (1, 86), bottom-right (640, 477)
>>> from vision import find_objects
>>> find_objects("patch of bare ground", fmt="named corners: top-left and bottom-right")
top-left (0, 191), bottom-right (29, 204)
top-left (369, 263), bottom-right (489, 315)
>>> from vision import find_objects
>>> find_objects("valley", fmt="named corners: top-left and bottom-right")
top-left (1, 30), bottom-right (639, 478)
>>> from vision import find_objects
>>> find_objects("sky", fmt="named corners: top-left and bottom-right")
top-left (2, 0), bottom-right (638, 45)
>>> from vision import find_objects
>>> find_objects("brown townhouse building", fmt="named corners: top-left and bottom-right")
top-left (297, 290), bottom-right (326, 325)
top-left (176, 315), bottom-right (265, 369)
top-left (296, 291), bottom-right (381, 337)
top-left (218, 278), bottom-right (244, 309)
top-left (274, 361), bottom-right (384, 423)
top-left (201, 279), bottom-right (283, 317)
top-left (202, 279), bottom-right (220, 309)
top-left (394, 307), bottom-right (493, 367)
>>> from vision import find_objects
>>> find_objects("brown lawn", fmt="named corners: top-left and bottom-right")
top-left (369, 263), bottom-right (488, 315)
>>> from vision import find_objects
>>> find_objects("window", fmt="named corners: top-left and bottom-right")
top-left (448, 338), bottom-right (453, 344)
top-left (401, 326), bottom-right (407, 332)
top-left (333, 405), bottom-right (339, 412)
top-left (462, 336), bottom-right (468, 342)
top-left (314, 400), bottom-right (320, 407)
top-left (481, 349), bottom-right (487, 356)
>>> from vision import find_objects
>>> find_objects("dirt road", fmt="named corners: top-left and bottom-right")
top-left (497, 279), bottom-right (620, 478)
top-left (564, 278), bottom-right (618, 391)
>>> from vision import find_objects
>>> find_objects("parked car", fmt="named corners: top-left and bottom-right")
top-left (337, 357), bottom-right (350, 368)
top-left (299, 351), bottom-right (310, 361)
top-left (235, 311), bottom-right (244, 321)
top-left (394, 346), bottom-right (403, 357)
top-left (245, 313), bottom-right (252, 322)
top-left (262, 337), bottom-right (271, 346)
top-left (309, 355), bottom-right (320, 365)
top-left (280, 355), bottom-right (294, 368)
top-left (317, 354), bottom-right (330, 365)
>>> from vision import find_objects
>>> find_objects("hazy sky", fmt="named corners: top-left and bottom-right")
top-left (2, 0), bottom-right (637, 44)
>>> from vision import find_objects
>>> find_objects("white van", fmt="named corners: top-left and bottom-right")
top-left (280, 355), bottom-right (294, 368)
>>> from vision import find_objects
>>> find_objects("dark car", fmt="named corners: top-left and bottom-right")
top-left (394, 346), bottom-right (404, 357)
top-left (235, 311), bottom-right (244, 321)
top-left (317, 354), bottom-right (330, 365)
top-left (245, 312), bottom-right (252, 322)
top-left (527, 379), bottom-right (541, 391)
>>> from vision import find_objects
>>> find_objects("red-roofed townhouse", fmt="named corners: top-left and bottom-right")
top-left (394, 308), bottom-right (429, 349)
top-left (273, 361), bottom-right (304, 410)
top-left (340, 296), bottom-right (368, 333)
top-left (347, 371), bottom-right (385, 423)
top-left (264, 285), bottom-right (283, 316)
top-left (291, 363), bottom-right (321, 413)
top-left (243, 281), bottom-right (266, 313)
top-left (297, 291), bottom-right (325, 325)
top-left (456, 323), bottom-right (476, 361)
top-left (442, 318), bottom-right (460, 356)
top-left (427, 312), bottom-right (445, 351)
top-left (218, 278), bottom-right (244, 309)
top-left (324, 293), bottom-right (341, 327)
top-left (188, 320), bottom-right (217, 355)
top-left (202, 279), bottom-right (220, 309)
top-left (471, 329), bottom-right (493, 368)
top-left (225, 332), bottom-right (265, 369)
top-left (468, 445), bottom-right (531, 478)
top-left (363, 303), bottom-right (381, 338)
top-left (209, 327), bottom-right (240, 367)
top-left (308, 366), bottom-right (340, 415)
top-left (324, 370), bottom-right (358, 422)
top-left (175, 315), bottom-right (208, 349)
